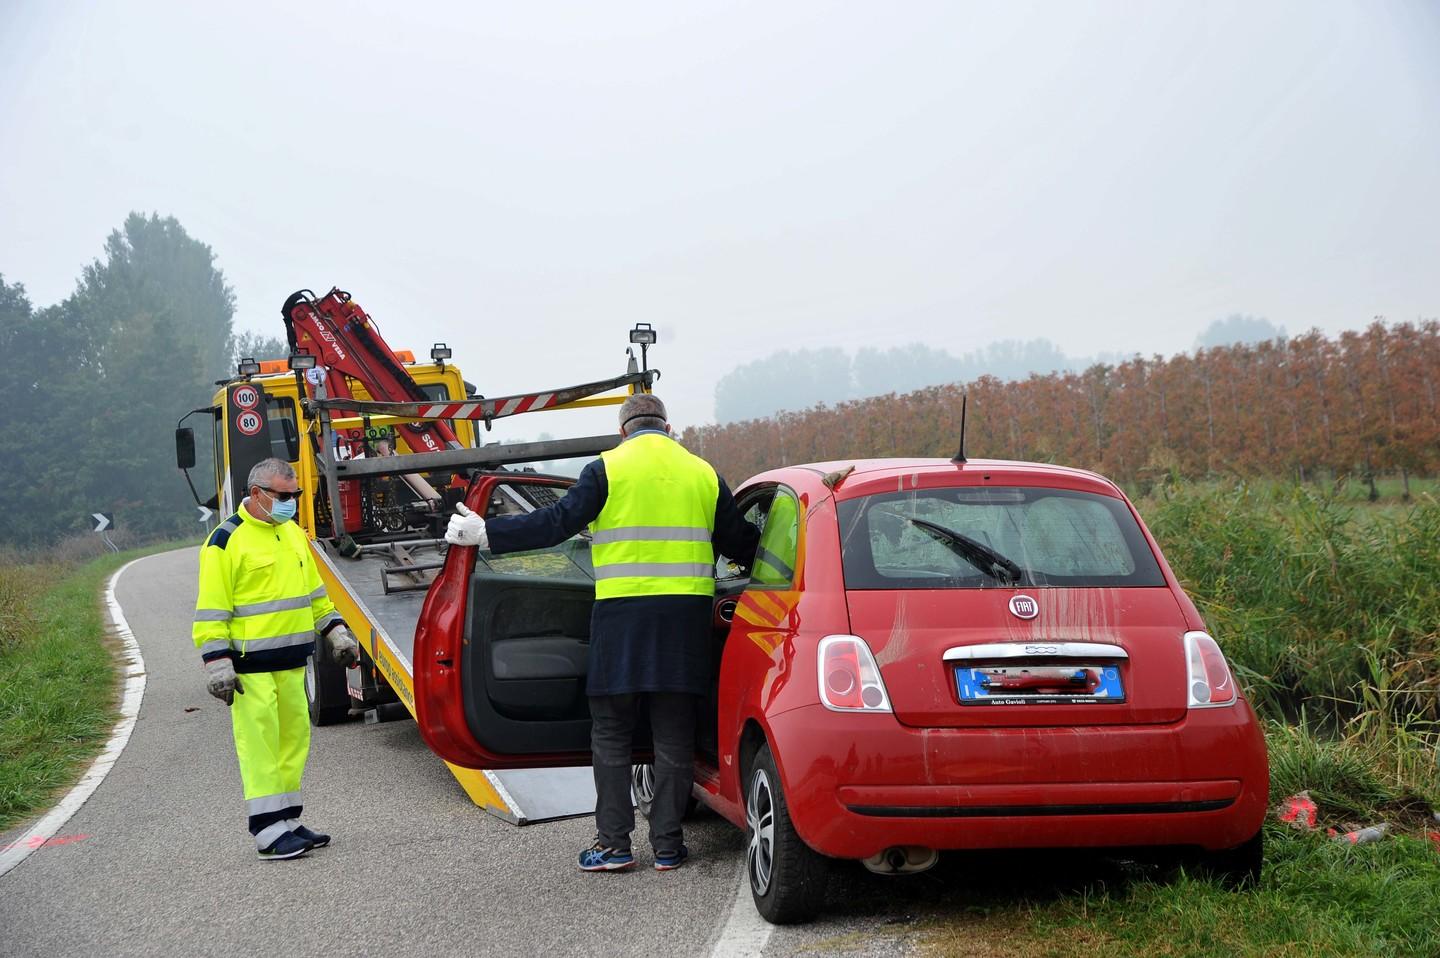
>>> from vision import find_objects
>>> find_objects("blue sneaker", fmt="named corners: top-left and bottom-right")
top-left (654, 845), bottom-right (689, 871)
top-left (578, 841), bottom-right (635, 872)
top-left (291, 824), bottom-right (330, 848)
top-left (257, 831), bottom-right (311, 861)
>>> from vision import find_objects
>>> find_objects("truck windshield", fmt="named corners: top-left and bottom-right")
top-left (837, 486), bottom-right (1164, 590)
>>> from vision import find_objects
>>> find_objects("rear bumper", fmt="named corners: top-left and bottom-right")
top-left (765, 702), bottom-right (1269, 859)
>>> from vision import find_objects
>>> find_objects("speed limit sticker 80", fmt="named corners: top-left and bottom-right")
top-left (236, 409), bottom-right (265, 436)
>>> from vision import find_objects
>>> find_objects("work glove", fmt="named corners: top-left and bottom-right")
top-left (445, 502), bottom-right (489, 548)
top-left (328, 624), bottom-right (360, 669)
top-left (204, 658), bottom-right (242, 706)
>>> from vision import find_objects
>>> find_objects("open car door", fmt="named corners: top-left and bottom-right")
top-left (414, 473), bottom-right (601, 770)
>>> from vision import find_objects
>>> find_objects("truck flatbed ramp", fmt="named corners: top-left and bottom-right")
top-left (313, 542), bottom-right (598, 825)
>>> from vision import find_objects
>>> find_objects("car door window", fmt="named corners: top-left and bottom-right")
top-left (750, 488), bottom-right (799, 588)
top-left (479, 482), bottom-right (593, 581)
top-left (716, 493), bottom-right (768, 581)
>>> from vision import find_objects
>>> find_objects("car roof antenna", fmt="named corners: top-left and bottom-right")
top-left (952, 393), bottom-right (968, 463)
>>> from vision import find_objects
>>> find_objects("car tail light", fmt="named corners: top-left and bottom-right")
top-left (1184, 630), bottom-right (1236, 708)
top-left (817, 635), bottom-right (892, 713)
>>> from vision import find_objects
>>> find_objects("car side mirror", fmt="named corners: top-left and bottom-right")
top-left (176, 428), bottom-right (197, 470)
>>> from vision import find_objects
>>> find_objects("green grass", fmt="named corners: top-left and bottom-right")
top-left (0, 541), bottom-right (193, 831)
top-left (1140, 483), bottom-right (1440, 749)
top-left (916, 830), bottom-right (1440, 958)
top-left (916, 725), bottom-right (1440, 958)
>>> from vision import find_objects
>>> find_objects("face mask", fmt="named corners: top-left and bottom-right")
top-left (265, 495), bottom-right (298, 524)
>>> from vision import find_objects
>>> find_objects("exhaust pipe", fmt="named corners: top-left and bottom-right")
top-left (862, 845), bottom-right (938, 876)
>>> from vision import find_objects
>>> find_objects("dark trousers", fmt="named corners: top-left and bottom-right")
top-left (590, 692), bottom-right (697, 854)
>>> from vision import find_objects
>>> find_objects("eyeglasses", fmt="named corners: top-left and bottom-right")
top-left (257, 485), bottom-right (304, 502)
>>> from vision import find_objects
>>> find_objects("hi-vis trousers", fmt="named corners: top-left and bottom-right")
top-left (231, 666), bottom-right (310, 850)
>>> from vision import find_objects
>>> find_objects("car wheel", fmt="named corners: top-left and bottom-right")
top-left (746, 744), bottom-right (827, 924)
top-left (306, 645), bottom-right (351, 726)
top-left (631, 764), bottom-right (699, 821)
top-left (1193, 828), bottom-right (1263, 888)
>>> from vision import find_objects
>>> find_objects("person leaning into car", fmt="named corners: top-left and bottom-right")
top-left (445, 393), bottom-right (759, 872)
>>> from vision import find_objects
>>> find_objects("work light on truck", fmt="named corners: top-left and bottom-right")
top-left (288, 352), bottom-right (317, 371)
top-left (817, 635), bottom-right (892, 713)
top-left (1184, 631), bottom-right (1237, 708)
top-left (629, 323), bottom-right (657, 346)
top-left (237, 357), bottom-right (261, 377)
top-left (430, 343), bottom-right (452, 364)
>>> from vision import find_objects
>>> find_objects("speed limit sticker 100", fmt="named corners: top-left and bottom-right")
top-left (236, 409), bottom-right (265, 436)
top-left (233, 384), bottom-right (260, 409)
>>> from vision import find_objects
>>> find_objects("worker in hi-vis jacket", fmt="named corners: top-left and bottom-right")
top-left (446, 393), bottom-right (760, 872)
top-left (193, 457), bottom-right (361, 861)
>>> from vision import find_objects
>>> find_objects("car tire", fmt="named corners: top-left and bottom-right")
top-left (305, 643), bottom-right (352, 727)
top-left (1193, 828), bottom-right (1263, 888)
top-left (630, 764), bottom-right (699, 821)
top-left (746, 744), bottom-right (828, 924)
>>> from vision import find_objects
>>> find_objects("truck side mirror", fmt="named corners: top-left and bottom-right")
top-left (176, 428), bottom-right (197, 470)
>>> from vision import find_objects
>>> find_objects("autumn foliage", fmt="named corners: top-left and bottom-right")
top-left (684, 321), bottom-right (1440, 488)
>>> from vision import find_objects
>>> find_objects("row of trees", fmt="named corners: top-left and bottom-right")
top-left (0, 214), bottom-right (237, 546)
top-left (685, 321), bottom-right (1440, 492)
top-left (713, 316), bottom-right (1286, 423)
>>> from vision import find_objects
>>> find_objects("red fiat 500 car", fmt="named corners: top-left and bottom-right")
top-left (415, 458), bottom-right (1269, 924)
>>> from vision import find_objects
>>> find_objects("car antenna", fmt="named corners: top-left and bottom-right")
top-left (952, 393), bottom-right (968, 463)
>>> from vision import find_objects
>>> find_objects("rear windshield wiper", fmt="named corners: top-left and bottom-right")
top-left (901, 516), bottom-right (1027, 584)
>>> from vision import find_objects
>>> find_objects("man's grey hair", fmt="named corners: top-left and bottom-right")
top-left (619, 393), bottom-right (668, 434)
top-left (247, 457), bottom-right (296, 490)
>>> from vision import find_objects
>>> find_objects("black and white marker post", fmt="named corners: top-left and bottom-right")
top-left (92, 512), bottom-right (118, 553)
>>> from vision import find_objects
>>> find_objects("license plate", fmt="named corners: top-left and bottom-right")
top-left (955, 664), bottom-right (1125, 705)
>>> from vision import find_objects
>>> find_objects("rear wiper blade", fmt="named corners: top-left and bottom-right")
top-left (901, 516), bottom-right (1026, 584)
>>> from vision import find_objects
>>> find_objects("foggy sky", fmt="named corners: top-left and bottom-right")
top-left (2, 0), bottom-right (1437, 433)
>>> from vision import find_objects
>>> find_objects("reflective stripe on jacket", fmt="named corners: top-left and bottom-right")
top-left (590, 432), bottom-right (719, 600)
top-left (193, 503), bottom-right (341, 665)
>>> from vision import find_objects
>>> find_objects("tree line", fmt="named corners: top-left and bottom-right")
top-left (0, 214), bottom-right (237, 546)
top-left (685, 321), bottom-right (1440, 494)
top-left (713, 315), bottom-right (1285, 423)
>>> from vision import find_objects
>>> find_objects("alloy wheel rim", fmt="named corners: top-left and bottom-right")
top-left (746, 767), bottom-right (775, 896)
top-left (631, 764), bottom-right (656, 807)
top-left (304, 655), bottom-right (316, 703)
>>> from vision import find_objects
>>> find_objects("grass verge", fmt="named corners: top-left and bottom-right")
top-left (912, 723), bottom-right (1439, 958)
top-left (0, 541), bottom-right (195, 832)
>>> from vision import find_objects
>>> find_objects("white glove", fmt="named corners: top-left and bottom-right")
top-left (204, 658), bottom-right (242, 706)
top-left (328, 625), bottom-right (360, 668)
top-left (445, 502), bottom-right (489, 548)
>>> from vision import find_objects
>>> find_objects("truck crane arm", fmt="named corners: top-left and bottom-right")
top-left (281, 287), bottom-right (462, 457)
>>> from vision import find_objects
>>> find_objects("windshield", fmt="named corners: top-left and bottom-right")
top-left (837, 486), bottom-right (1165, 590)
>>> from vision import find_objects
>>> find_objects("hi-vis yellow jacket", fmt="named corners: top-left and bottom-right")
top-left (193, 504), bottom-right (342, 673)
top-left (590, 432), bottom-right (719, 600)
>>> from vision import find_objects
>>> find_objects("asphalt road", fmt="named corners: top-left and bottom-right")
top-left (0, 546), bottom-right (979, 958)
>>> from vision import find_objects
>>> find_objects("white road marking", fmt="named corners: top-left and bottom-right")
top-left (0, 555), bottom-right (152, 879)
top-left (709, 870), bottom-right (773, 957)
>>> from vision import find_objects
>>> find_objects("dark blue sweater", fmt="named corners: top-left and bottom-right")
top-left (485, 435), bottom-right (759, 696)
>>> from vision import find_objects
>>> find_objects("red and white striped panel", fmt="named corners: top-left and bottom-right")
top-left (418, 392), bottom-right (558, 420)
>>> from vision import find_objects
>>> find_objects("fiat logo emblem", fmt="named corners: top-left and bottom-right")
top-left (1009, 595), bottom-right (1039, 620)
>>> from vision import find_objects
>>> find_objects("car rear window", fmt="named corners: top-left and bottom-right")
top-left (837, 486), bottom-right (1165, 590)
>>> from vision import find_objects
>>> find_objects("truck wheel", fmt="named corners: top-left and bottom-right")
top-left (1193, 828), bottom-right (1263, 888)
top-left (631, 764), bottom-right (699, 820)
top-left (306, 644), bottom-right (352, 726)
top-left (746, 744), bottom-right (827, 924)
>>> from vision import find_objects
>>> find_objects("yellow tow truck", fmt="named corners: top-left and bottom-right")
top-left (176, 287), bottom-right (658, 823)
